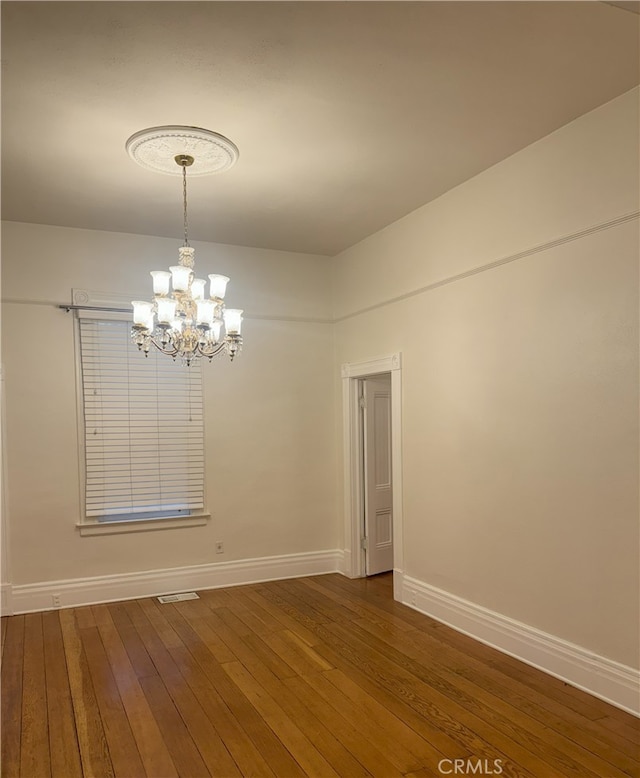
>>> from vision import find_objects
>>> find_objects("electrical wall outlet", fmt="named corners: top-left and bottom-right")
top-left (215, 541), bottom-right (224, 554)
top-left (52, 594), bottom-right (61, 608)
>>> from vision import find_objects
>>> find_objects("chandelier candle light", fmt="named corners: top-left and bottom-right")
top-left (126, 126), bottom-right (243, 365)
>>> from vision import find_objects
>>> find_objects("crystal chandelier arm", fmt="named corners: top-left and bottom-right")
top-left (147, 336), bottom-right (181, 358)
top-left (197, 341), bottom-right (228, 359)
top-left (132, 329), bottom-right (240, 362)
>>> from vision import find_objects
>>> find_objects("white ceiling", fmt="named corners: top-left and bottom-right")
top-left (2, 1), bottom-right (638, 256)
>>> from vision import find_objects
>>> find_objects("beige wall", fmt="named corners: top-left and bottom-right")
top-left (332, 88), bottom-right (639, 668)
top-left (1, 222), bottom-right (337, 583)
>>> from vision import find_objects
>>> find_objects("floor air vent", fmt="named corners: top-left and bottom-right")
top-left (157, 592), bottom-right (200, 603)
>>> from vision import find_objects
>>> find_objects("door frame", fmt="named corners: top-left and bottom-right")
top-left (341, 353), bottom-right (403, 596)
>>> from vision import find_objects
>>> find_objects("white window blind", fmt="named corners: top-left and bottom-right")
top-left (79, 317), bottom-right (204, 521)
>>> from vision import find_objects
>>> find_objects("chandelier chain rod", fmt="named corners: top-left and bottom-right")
top-left (182, 162), bottom-right (189, 247)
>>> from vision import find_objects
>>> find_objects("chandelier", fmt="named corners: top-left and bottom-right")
top-left (126, 126), bottom-right (243, 366)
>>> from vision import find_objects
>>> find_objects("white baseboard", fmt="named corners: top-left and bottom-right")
top-left (8, 549), bottom-right (344, 615)
top-left (401, 573), bottom-right (640, 718)
top-left (339, 549), bottom-right (353, 577)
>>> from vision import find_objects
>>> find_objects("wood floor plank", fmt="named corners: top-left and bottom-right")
top-left (1, 615), bottom-right (24, 778)
top-left (282, 626), bottom-right (335, 670)
top-left (322, 667), bottom-right (454, 769)
top-left (218, 640), bottom-right (372, 777)
top-left (300, 576), bottom-right (416, 632)
top-left (107, 601), bottom-right (159, 679)
top-left (79, 625), bottom-right (145, 777)
top-left (298, 670), bottom-right (424, 774)
top-left (264, 579), bottom-right (335, 628)
top-left (59, 610), bottom-right (114, 778)
top-left (255, 581), bottom-right (336, 640)
top-left (154, 598), bottom-right (306, 777)
top-left (229, 588), bottom-right (287, 634)
top-left (177, 600), bottom-right (238, 664)
top-left (283, 576), bottom-right (365, 624)
top-left (91, 602), bottom-right (114, 627)
top-left (138, 674), bottom-right (211, 778)
top-left (121, 600), bottom-right (180, 678)
top-left (594, 713), bottom-right (640, 746)
top-left (74, 606), bottom-right (97, 630)
top-left (197, 603), bottom-right (300, 679)
top-left (199, 593), bottom-right (326, 684)
top-left (42, 612), bottom-right (83, 778)
top-left (209, 600), bottom-right (252, 637)
top-left (588, 703), bottom-right (640, 728)
top-left (124, 599), bottom-right (282, 778)
top-left (93, 607), bottom-right (178, 778)
top-left (240, 585), bottom-right (319, 646)
top-left (136, 597), bottom-right (184, 650)
top-left (198, 586), bottom-right (235, 609)
top-left (21, 613), bottom-right (51, 778)
top-left (316, 573), bottom-right (430, 628)
top-left (183, 680), bottom-right (278, 778)
top-left (284, 673), bottom-right (406, 778)
top-left (122, 601), bottom-right (243, 777)
top-left (206, 598), bottom-right (374, 777)
top-left (223, 659), bottom-right (341, 778)
top-left (260, 627), bottom-right (335, 676)
top-left (152, 665), bottom-right (241, 778)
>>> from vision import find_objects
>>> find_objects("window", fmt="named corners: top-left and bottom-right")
top-left (77, 315), bottom-right (206, 531)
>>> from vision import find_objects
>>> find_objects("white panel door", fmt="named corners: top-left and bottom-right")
top-left (363, 375), bottom-right (393, 575)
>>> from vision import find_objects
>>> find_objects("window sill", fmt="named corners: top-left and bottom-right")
top-left (76, 513), bottom-right (210, 536)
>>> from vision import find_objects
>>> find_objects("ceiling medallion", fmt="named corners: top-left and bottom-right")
top-left (125, 125), bottom-right (239, 176)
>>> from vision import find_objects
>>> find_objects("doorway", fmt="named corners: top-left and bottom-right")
top-left (341, 353), bottom-right (403, 598)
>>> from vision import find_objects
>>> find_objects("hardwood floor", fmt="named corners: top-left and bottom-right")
top-left (1, 573), bottom-right (638, 777)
